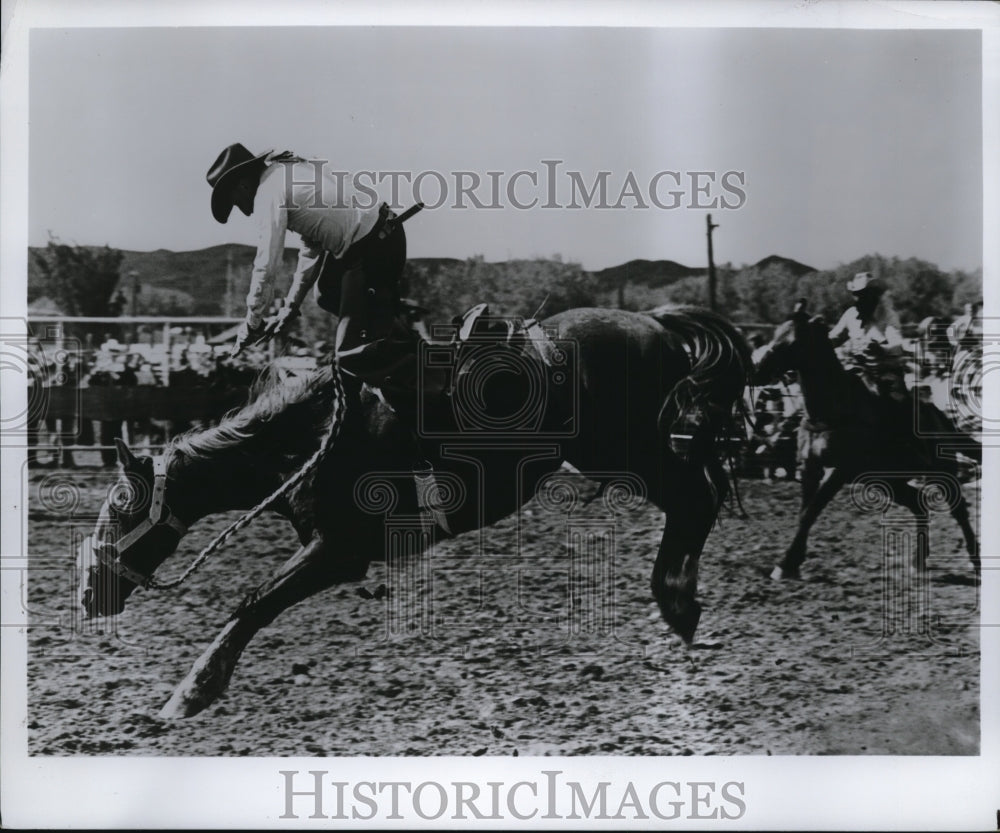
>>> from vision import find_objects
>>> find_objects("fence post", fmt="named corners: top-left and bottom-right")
top-left (161, 322), bottom-right (171, 386)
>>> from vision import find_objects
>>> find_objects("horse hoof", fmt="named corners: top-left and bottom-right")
top-left (159, 689), bottom-right (211, 720)
top-left (657, 592), bottom-right (702, 644)
top-left (770, 565), bottom-right (800, 581)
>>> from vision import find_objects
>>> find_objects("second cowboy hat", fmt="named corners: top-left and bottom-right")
top-left (206, 143), bottom-right (270, 224)
top-left (845, 271), bottom-right (886, 294)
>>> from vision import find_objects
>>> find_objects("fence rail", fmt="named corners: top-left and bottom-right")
top-left (38, 386), bottom-right (252, 421)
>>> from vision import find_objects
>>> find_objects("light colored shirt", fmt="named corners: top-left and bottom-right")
top-left (947, 312), bottom-right (982, 348)
top-left (245, 156), bottom-right (381, 326)
top-left (829, 294), bottom-right (904, 359)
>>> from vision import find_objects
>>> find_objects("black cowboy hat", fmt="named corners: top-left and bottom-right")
top-left (206, 143), bottom-right (269, 223)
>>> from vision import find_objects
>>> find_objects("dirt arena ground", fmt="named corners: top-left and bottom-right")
top-left (25, 464), bottom-right (980, 756)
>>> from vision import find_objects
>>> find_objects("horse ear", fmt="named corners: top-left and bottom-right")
top-left (115, 438), bottom-right (138, 469)
top-left (793, 298), bottom-right (808, 316)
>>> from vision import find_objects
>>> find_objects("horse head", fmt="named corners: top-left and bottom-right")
top-left (753, 300), bottom-right (836, 385)
top-left (78, 439), bottom-right (192, 618)
top-left (753, 318), bottom-right (800, 385)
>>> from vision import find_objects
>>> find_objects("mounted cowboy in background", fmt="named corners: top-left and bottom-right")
top-left (829, 271), bottom-right (907, 402)
top-left (828, 270), bottom-right (957, 441)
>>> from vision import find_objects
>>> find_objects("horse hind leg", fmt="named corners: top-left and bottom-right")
top-left (159, 535), bottom-right (366, 719)
top-left (649, 438), bottom-right (729, 643)
top-left (950, 494), bottom-right (980, 578)
top-left (896, 472), bottom-right (979, 578)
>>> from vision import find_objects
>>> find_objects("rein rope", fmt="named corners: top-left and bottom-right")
top-left (144, 368), bottom-right (347, 590)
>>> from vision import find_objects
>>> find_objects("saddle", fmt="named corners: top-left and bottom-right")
top-left (839, 366), bottom-right (964, 465)
top-left (339, 303), bottom-right (558, 534)
top-left (358, 302), bottom-right (556, 411)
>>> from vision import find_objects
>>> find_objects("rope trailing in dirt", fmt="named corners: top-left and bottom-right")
top-left (145, 367), bottom-right (347, 590)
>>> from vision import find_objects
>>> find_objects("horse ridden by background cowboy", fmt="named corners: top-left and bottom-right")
top-left (753, 275), bottom-right (980, 583)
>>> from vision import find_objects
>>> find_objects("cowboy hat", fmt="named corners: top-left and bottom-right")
top-left (206, 143), bottom-right (269, 223)
top-left (845, 271), bottom-right (885, 294)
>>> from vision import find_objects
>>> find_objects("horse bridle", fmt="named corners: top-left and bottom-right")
top-left (91, 455), bottom-right (188, 589)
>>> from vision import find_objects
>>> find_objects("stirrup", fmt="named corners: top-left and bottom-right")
top-left (413, 463), bottom-right (451, 535)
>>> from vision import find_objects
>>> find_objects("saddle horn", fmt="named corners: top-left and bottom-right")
top-left (114, 437), bottom-right (139, 468)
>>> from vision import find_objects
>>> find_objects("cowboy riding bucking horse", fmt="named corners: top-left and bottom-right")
top-left (206, 142), bottom-right (426, 396)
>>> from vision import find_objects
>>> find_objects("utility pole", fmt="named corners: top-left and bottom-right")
top-left (706, 214), bottom-right (719, 312)
top-left (129, 270), bottom-right (140, 345)
top-left (225, 246), bottom-right (235, 317)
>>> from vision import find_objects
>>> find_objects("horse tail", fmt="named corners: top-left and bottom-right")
top-left (646, 305), bottom-right (755, 515)
top-left (646, 305), bottom-right (754, 431)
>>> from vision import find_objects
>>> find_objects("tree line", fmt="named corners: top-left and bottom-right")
top-left (30, 239), bottom-right (983, 344)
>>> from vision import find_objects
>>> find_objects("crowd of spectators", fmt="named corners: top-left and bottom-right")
top-left (82, 332), bottom-right (271, 390)
top-left (26, 305), bottom-right (984, 471)
top-left (26, 330), bottom-right (285, 467)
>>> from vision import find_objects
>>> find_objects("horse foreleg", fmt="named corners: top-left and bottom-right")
top-left (772, 467), bottom-right (846, 580)
top-left (798, 454), bottom-right (824, 510)
top-left (158, 536), bottom-right (362, 719)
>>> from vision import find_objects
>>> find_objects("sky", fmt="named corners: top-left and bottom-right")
top-left (27, 25), bottom-right (983, 272)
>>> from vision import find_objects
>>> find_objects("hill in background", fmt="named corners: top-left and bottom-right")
top-left (27, 244), bottom-right (750, 316)
top-left (751, 254), bottom-right (817, 277)
top-left (29, 242), bottom-right (980, 332)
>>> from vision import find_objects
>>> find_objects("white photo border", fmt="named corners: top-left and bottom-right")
top-left (2, 1), bottom-right (998, 829)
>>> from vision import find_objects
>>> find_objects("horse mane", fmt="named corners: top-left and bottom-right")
top-left (804, 316), bottom-right (857, 379)
top-left (171, 363), bottom-right (335, 460)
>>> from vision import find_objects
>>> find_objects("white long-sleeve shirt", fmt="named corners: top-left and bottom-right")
top-left (245, 157), bottom-right (381, 326)
top-left (829, 294), bottom-right (904, 356)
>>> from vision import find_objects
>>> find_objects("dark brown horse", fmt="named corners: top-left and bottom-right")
top-left (78, 306), bottom-right (752, 718)
top-left (753, 302), bottom-right (979, 581)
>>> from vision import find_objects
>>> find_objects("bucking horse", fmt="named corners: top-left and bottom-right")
top-left (753, 301), bottom-right (980, 582)
top-left (78, 304), bottom-right (752, 718)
